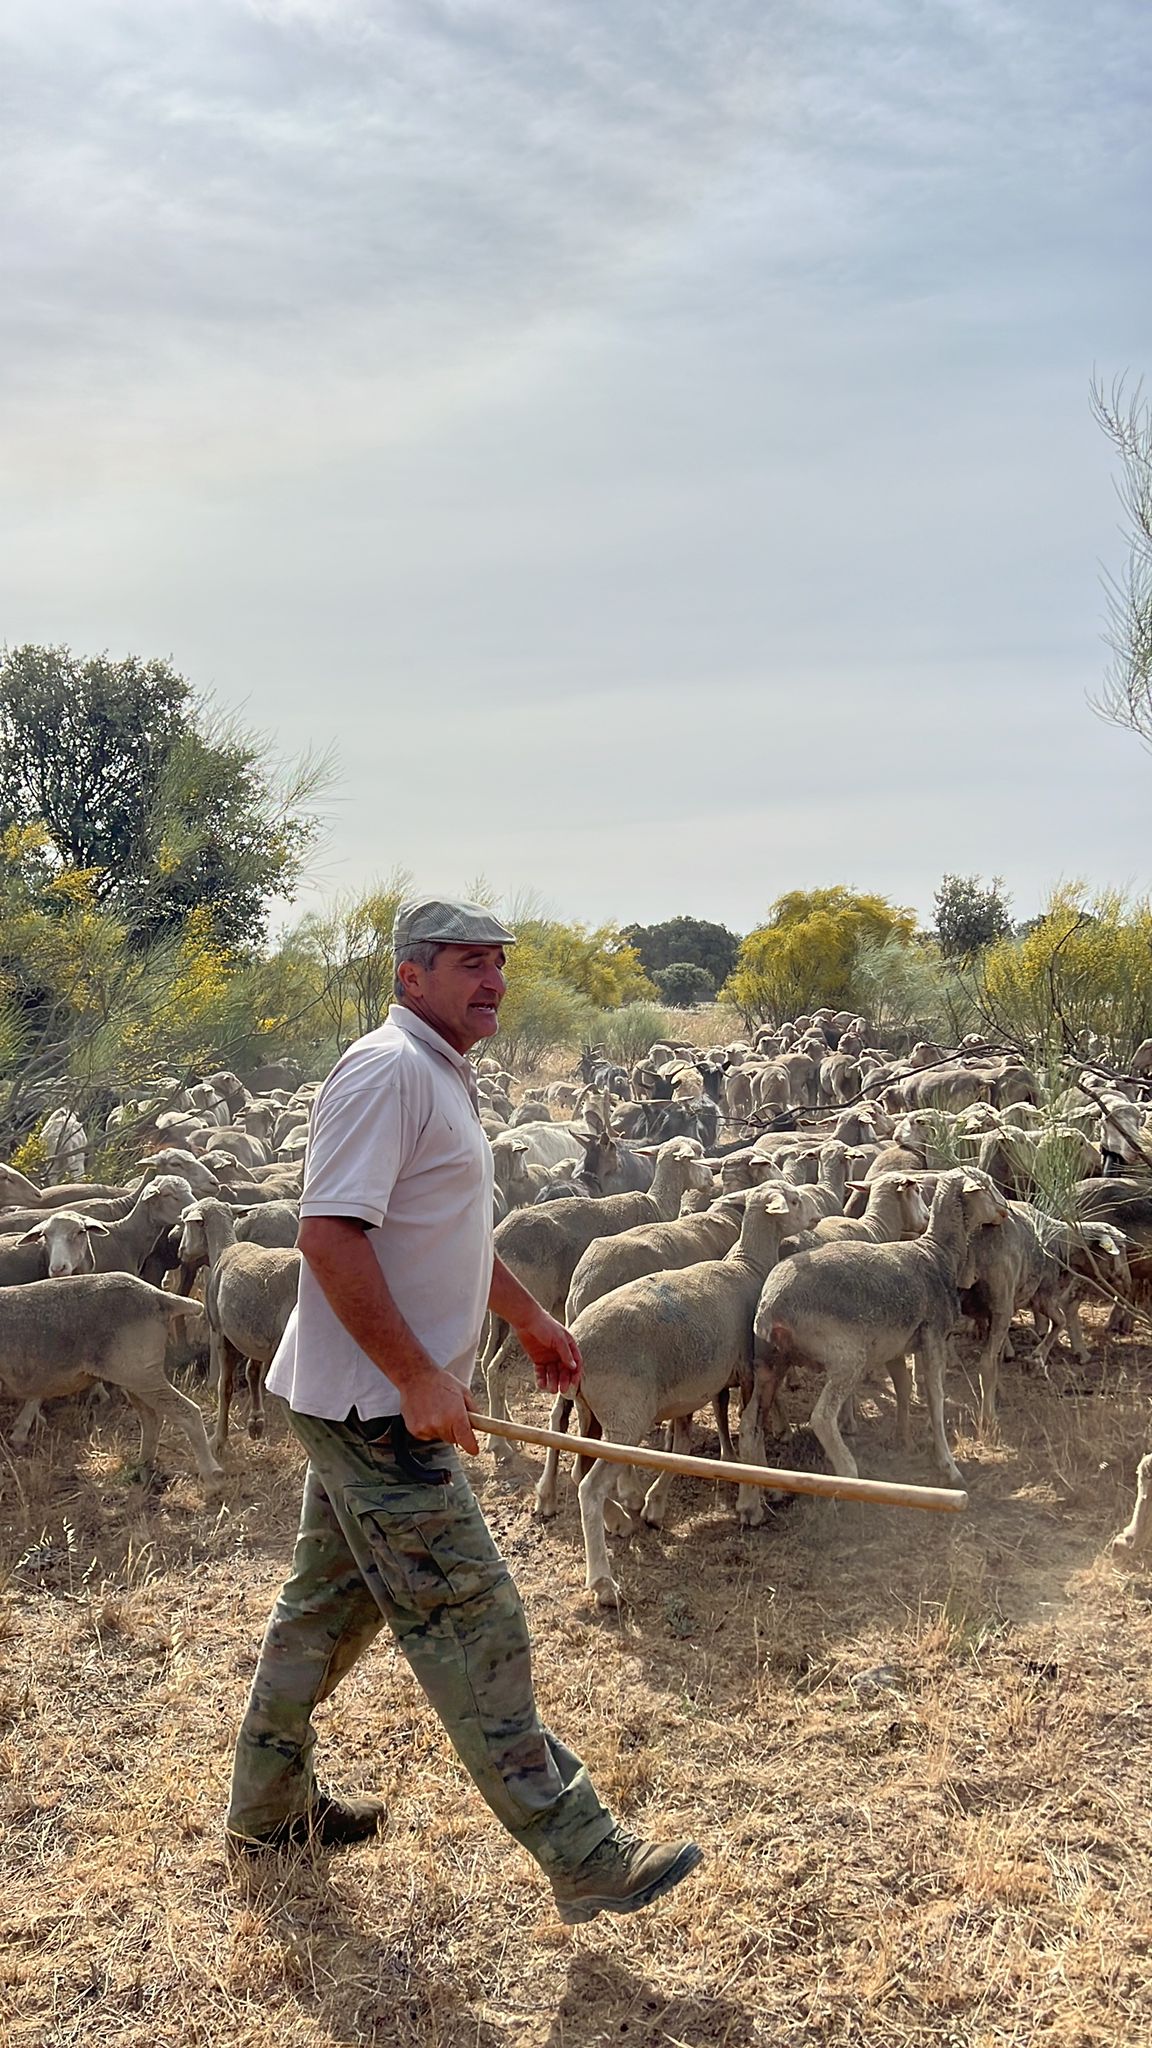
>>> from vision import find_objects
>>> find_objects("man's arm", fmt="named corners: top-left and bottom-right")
top-left (297, 1216), bottom-right (480, 1453)
top-left (489, 1254), bottom-right (582, 1396)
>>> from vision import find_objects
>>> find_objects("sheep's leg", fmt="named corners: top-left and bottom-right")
top-left (144, 1376), bottom-right (224, 1487)
top-left (713, 1385), bottom-right (737, 1459)
top-left (974, 1311), bottom-right (1013, 1433)
top-left (1058, 1293), bottom-right (1089, 1365)
top-left (641, 1415), bottom-right (691, 1530)
top-left (887, 1355), bottom-right (913, 1450)
top-left (577, 1456), bottom-right (624, 1608)
top-left (1111, 1451), bottom-right (1152, 1561)
top-left (123, 1389), bottom-right (161, 1476)
top-left (245, 1357), bottom-right (266, 1439)
top-left (808, 1375), bottom-right (861, 1480)
top-left (534, 1394), bottom-right (572, 1519)
top-left (483, 1318), bottom-right (531, 1463)
top-left (915, 1334), bottom-right (964, 1485)
top-left (211, 1332), bottom-right (242, 1454)
top-left (10, 1399), bottom-right (42, 1446)
top-left (736, 1364), bottom-right (776, 1528)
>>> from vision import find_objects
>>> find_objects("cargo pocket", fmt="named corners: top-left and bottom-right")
top-left (342, 1472), bottom-right (507, 1614)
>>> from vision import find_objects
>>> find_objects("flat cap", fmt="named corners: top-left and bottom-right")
top-left (392, 895), bottom-right (517, 954)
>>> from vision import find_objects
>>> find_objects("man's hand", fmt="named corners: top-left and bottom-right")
top-left (402, 1367), bottom-right (480, 1456)
top-left (513, 1306), bottom-right (582, 1396)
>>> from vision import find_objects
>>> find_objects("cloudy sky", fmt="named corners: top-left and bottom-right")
top-left (2, 0), bottom-right (1150, 935)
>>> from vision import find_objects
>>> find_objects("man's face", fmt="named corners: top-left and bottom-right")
top-left (398, 944), bottom-right (507, 1053)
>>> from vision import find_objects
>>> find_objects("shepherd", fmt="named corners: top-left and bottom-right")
top-left (224, 895), bottom-right (702, 1924)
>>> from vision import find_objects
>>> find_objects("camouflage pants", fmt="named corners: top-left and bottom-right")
top-left (226, 1402), bottom-right (616, 1876)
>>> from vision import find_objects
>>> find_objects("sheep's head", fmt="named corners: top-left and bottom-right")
top-left (19, 1208), bottom-right (109, 1277)
top-left (138, 1174), bottom-right (196, 1225)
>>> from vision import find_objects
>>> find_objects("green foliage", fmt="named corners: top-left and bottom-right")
top-left (493, 980), bottom-right (599, 1072)
top-left (291, 876), bottom-right (410, 1055)
top-left (0, 644), bottom-right (327, 951)
top-left (975, 887), bottom-right (1152, 1063)
top-left (511, 920), bottom-right (655, 1009)
top-left (623, 917), bottom-right (740, 993)
top-left (654, 961), bottom-right (714, 1006)
top-left (933, 874), bottom-right (1013, 959)
top-left (722, 888), bottom-right (917, 1026)
top-left (852, 936), bottom-right (948, 1042)
top-left (583, 1003), bottom-right (672, 1065)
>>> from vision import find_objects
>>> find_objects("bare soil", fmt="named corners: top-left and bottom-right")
top-left (2, 1315), bottom-right (1151, 2047)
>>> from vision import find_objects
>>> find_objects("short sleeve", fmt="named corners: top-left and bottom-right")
top-left (298, 1054), bottom-right (411, 1228)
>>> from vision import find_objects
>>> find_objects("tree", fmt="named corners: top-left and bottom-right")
top-left (623, 916), bottom-right (740, 993)
top-left (0, 645), bottom-right (327, 951)
top-left (974, 886), bottom-right (1152, 1064)
top-left (1092, 375), bottom-right (1152, 744)
top-left (932, 874), bottom-right (1013, 959)
top-left (722, 888), bottom-right (916, 1025)
top-left (655, 961), bottom-right (713, 1006)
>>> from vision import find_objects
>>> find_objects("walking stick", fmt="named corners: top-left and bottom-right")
top-left (472, 1414), bottom-right (968, 1515)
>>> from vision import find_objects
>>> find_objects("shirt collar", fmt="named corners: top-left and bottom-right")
top-left (388, 1003), bottom-right (468, 1071)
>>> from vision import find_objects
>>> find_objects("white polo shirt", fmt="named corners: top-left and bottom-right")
top-left (265, 1005), bottom-right (495, 1421)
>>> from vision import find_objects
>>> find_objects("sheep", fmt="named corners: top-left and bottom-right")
top-left (809, 1173), bottom-right (930, 1247)
top-left (16, 1177), bottom-right (195, 1281)
top-left (133, 1148), bottom-right (223, 1194)
top-left (566, 1189), bottom-right (781, 1321)
top-left (0, 1162), bottom-right (44, 1205)
top-left (480, 1139), bottom-right (715, 1445)
top-left (791, 1142), bottom-right (850, 1219)
top-left (234, 1200), bottom-right (300, 1249)
top-left (490, 1134), bottom-right (555, 1210)
top-left (962, 1205), bottom-right (1131, 1427)
top-left (177, 1198), bottom-right (300, 1451)
top-left (0, 1272), bottom-right (222, 1485)
top-left (537, 1187), bottom-right (799, 1607)
top-left (39, 1106), bottom-right (87, 1178)
top-left (741, 1170), bottom-right (1009, 1506)
top-left (976, 1123), bottom-right (1100, 1200)
top-left (201, 1127), bottom-right (270, 1169)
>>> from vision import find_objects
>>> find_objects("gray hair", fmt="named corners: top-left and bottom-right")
top-left (393, 939), bottom-right (445, 999)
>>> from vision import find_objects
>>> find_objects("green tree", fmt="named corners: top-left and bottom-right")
top-left (0, 644), bottom-right (327, 951)
top-left (933, 874), bottom-right (1012, 959)
top-left (975, 886), bottom-right (1152, 1063)
top-left (623, 917), bottom-right (740, 994)
top-left (722, 888), bottom-right (916, 1025)
top-left (655, 961), bottom-right (714, 1006)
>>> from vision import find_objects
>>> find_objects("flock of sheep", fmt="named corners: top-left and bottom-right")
top-left (3, 1012), bottom-right (1152, 1602)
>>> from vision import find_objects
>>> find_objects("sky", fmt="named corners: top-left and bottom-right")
top-left (2, 0), bottom-right (1150, 937)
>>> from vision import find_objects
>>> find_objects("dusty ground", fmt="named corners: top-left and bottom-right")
top-left (2, 1316), bottom-right (1151, 2048)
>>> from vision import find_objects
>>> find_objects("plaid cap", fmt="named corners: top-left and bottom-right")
top-left (392, 895), bottom-right (517, 954)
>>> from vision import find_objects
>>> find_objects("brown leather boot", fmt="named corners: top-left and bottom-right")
top-left (550, 1827), bottom-right (703, 1924)
top-left (226, 1792), bottom-right (386, 1859)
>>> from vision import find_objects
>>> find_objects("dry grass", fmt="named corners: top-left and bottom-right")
top-left (2, 1314), bottom-right (1152, 2047)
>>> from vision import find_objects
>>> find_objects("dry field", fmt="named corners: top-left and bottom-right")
top-left (2, 1317), bottom-right (1151, 2048)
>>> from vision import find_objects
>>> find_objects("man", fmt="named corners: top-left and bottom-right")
top-left (225, 896), bottom-right (702, 1924)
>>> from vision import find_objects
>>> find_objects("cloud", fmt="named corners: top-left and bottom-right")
top-left (1, 0), bottom-right (1150, 928)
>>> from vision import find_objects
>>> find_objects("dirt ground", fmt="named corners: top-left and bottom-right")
top-left (2, 1315), bottom-right (1151, 2048)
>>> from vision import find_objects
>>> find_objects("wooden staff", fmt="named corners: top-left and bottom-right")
top-left (473, 1414), bottom-right (968, 1515)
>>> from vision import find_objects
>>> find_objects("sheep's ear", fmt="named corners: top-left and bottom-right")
top-left (845, 1181), bottom-right (868, 1193)
top-left (86, 1219), bottom-right (111, 1235)
top-left (17, 1222), bottom-right (49, 1243)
